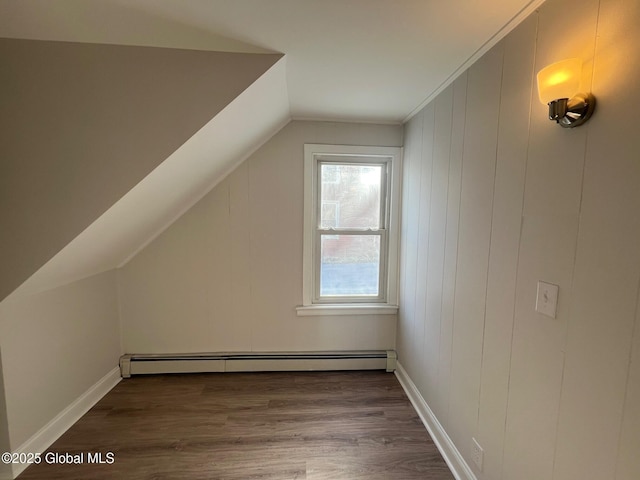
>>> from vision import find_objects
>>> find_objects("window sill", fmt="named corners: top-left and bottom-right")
top-left (296, 304), bottom-right (399, 317)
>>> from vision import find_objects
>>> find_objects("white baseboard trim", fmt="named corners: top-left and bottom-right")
top-left (395, 362), bottom-right (477, 480)
top-left (11, 366), bottom-right (121, 479)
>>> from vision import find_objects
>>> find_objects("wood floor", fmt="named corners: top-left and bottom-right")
top-left (19, 371), bottom-right (454, 479)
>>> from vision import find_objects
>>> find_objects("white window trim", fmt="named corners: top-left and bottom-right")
top-left (297, 144), bottom-right (402, 317)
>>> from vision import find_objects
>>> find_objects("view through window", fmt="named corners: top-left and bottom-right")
top-left (319, 162), bottom-right (385, 297)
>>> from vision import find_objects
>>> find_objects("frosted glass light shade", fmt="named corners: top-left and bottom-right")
top-left (537, 58), bottom-right (582, 104)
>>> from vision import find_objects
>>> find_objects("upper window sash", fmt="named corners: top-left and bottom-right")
top-left (316, 158), bottom-right (389, 231)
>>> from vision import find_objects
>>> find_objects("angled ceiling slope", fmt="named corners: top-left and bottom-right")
top-left (11, 57), bottom-right (290, 299)
top-left (0, 37), bottom-right (282, 301)
top-left (3, 0), bottom-right (548, 123)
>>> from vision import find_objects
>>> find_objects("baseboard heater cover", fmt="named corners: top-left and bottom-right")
top-left (119, 350), bottom-right (397, 378)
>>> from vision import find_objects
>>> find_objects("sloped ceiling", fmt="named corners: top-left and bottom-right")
top-left (12, 58), bottom-right (290, 297)
top-left (0, 0), bottom-right (546, 300)
top-left (1, 0), bottom-right (547, 123)
top-left (0, 37), bottom-right (282, 300)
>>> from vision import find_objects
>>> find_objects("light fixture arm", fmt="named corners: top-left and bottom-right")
top-left (547, 93), bottom-right (596, 128)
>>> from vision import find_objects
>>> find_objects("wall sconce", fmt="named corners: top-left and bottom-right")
top-left (537, 58), bottom-right (595, 128)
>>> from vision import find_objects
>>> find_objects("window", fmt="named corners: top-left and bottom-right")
top-left (297, 144), bottom-right (401, 316)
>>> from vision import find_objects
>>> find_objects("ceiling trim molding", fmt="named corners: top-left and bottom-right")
top-left (403, 0), bottom-right (547, 124)
top-left (290, 115), bottom-right (402, 126)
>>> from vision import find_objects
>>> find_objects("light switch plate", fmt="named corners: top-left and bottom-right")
top-left (536, 281), bottom-right (559, 318)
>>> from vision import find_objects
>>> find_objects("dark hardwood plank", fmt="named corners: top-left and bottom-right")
top-left (18, 371), bottom-right (454, 479)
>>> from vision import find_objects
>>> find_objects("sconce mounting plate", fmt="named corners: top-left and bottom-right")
top-left (550, 93), bottom-right (596, 128)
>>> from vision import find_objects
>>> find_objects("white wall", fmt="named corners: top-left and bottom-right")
top-left (397, 0), bottom-right (640, 479)
top-left (119, 120), bottom-right (403, 354)
top-left (0, 271), bottom-right (121, 449)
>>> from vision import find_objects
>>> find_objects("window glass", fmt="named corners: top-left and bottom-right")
top-left (320, 234), bottom-right (381, 296)
top-left (320, 163), bottom-right (382, 229)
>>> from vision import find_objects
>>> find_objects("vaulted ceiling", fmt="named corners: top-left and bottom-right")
top-left (0, 0), bottom-right (545, 301)
top-left (2, 0), bottom-right (545, 122)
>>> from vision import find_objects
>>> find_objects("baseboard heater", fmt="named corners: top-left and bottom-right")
top-left (119, 350), bottom-right (397, 378)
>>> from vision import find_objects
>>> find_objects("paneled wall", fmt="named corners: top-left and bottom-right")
top-left (119, 121), bottom-right (402, 354)
top-left (397, 0), bottom-right (640, 478)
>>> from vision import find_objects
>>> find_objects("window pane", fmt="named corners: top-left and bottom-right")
top-left (320, 164), bottom-right (382, 229)
top-left (321, 201), bottom-right (339, 229)
top-left (320, 235), bottom-right (380, 296)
